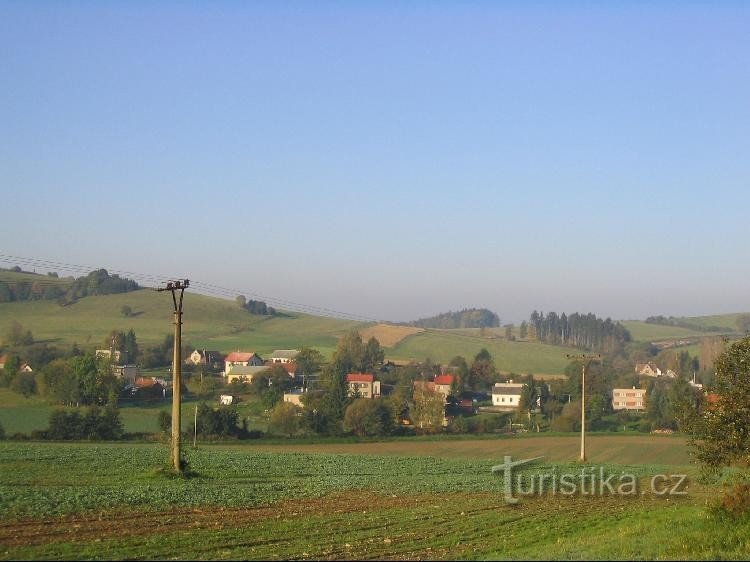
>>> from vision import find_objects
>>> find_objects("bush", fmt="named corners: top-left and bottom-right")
top-left (11, 372), bottom-right (37, 397)
top-left (269, 402), bottom-right (302, 437)
top-left (0, 421), bottom-right (5, 440)
top-left (716, 482), bottom-right (750, 519)
top-left (343, 399), bottom-right (394, 437)
top-left (157, 410), bottom-right (171, 433)
top-left (47, 406), bottom-right (124, 440)
top-left (196, 403), bottom-right (243, 439)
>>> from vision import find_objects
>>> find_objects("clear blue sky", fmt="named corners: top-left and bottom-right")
top-left (1, 1), bottom-right (748, 323)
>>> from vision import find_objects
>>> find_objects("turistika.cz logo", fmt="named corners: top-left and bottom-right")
top-left (491, 456), bottom-right (688, 504)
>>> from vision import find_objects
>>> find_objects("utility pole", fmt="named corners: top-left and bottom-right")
top-left (566, 353), bottom-right (601, 462)
top-left (157, 279), bottom-right (189, 473)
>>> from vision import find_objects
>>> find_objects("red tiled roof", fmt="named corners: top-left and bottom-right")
top-left (225, 352), bottom-right (256, 362)
top-left (281, 362), bottom-right (298, 374)
top-left (434, 375), bottom-right (454, 386)
top-left (135, 376), bottom-right (160, 388)
top-left (347, 373), bottom-right (374, 383)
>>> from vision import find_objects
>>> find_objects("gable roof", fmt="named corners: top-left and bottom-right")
top-left (271, 349), bottom-right (300, 360)
top-left (492, 382), bottom-right (524, 396)
top-left (347, 373), bottom-right (374, 383)
top-left (225, 352), bottom-right (259, 363)
top-left (227, 365), bottom-right (269, 376)
top-left (434, 375), bottom-right (454, 386)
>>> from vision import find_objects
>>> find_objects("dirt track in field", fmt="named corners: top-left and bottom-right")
top-left (0, 491), bottom-right (427, 548)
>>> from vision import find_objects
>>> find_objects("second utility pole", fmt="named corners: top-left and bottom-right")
top-left (158, 279), bottom-right (189, 473)
top-left (566, 353), bottom-right (600, 462)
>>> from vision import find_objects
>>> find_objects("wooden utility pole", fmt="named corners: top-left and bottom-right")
top-left (158, 279), bottom-right (189, 472)
top-left (566, 353), bottom-right (601, 462)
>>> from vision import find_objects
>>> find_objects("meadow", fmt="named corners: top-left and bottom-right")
top-left (0, 436), bottom-right (746, 560)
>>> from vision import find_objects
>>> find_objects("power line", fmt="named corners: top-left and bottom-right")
top-left (0, 252), bottom-right (382, 323)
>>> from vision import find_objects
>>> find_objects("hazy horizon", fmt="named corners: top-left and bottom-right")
top-left (2, 2), bottom-right (748, 324)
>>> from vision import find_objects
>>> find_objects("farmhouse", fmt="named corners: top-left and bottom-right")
top-left (225, 365), bottom-right (269, 384)
top-left (491, 382), bottom-right (524, 410)
top-left (188, 349), bottom-right (223, 367)
top-left (95, 349), bottom-right (122, 362)
top-left (270, 349), bottom-right (300, 364)
top-left (224, 351), bottom-right (264, 375)
top-left (612, 387), bottom-right (647, 411)
top-left (112, 364), bottom-right (139, 381)
top-left (346, 373), bottom-right (381, 398)
top-left (433, 374), bottom-right (455, 398)
top-left (0, 354), bottom-right (6, 369)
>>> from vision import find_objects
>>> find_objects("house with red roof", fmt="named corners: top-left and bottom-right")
top-left (346, 373), bottom-right (381, 399)
top-left (224, 351), bottom-right (264, 375)
top-left (433, 374), bottom-right (455, 398)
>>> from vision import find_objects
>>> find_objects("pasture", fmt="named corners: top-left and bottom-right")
top-left (388, 329), bottom-right (572, 375)
top-left (1, 436), bottom-right (746, 560)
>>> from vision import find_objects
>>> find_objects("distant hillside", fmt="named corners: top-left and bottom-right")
top-left (0, 268), bottom-right (139, 305)
top-left (621, 312), bottom-right (748, 342)
top-left (406, 308), bottom-right (500, 329)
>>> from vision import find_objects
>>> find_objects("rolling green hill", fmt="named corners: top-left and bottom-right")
top-left (621, 312), bottom-right (746, 342)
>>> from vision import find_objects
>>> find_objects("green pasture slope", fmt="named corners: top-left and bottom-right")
top-left (389, 329), bottom-right (572, 375)
top-left (0, 270), bottom-right (576, 374)
top-left (0, 284), bottom-right (363, 356)
top-left (621, 312), bottom-right (745, 342)
top-left (0, 437), bottom-right (747, 560)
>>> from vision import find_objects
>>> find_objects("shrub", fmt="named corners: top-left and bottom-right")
top-left (269, 402), bottom-right (302, 437)
top-left (157, 410), bottom-right (171, 433)
top-left (343, 399), bottom-right (394, 437)
top-left (716, 482), bottom-right (750, 519)
top-left (0, 421), bottom-right (5, 440)
top-left (47, 407), bottom-right (124, 440)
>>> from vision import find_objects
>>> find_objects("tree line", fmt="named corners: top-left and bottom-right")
top-left (406, 308), bottom-right (500, 329)
top-left (0, 269), bottom-right (140, 305)
top-left (528, 311), bottom-right (631, 354)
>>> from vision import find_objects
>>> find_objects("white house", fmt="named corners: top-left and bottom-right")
top-left (224, 352), bottom-right (264, 375)
top-left (491, 382), bottom-right (524, 410)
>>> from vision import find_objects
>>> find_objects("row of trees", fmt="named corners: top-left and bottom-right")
top-left (235, 295), bottom-right (276, 316)
top-left (407, 308), bottom-right (500, 329)
top-left (0, 269), bottom-right (140, 305)
top-left (528, 311), bottom-right (631, 354)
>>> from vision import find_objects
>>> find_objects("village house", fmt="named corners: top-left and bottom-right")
top-left (346, 373), bottom-right (381, 398)
top-left (95, 349), bottom-right (122, 362)
top-left (635, 362), bottom-right (661, 377)
top-left (612, 387), bottom-right (647, 411)
top-left (283, 389), bottom-right (305, 408)
top-left (19, 362), bottom-right (33, 373)
top-left (0, 354), bottom-right (7, 370)
top-left (188, 349), bottom-right (223, 367)
top-left (112, 364), bottom-right (139, 382)
top-left (224, 351), bottom-right (264, 375)
top-left (491, 381), bottom-right (524, 410)
top-left (270, 349), bottom-right (300, 364)
top-left (433, 374), bottom-right (455, 398)
top-left (225, 365), bottom-right (269, 384)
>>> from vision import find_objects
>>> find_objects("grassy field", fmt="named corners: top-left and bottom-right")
top-left (0, 286), bottom-right (364, 355)
top-left (0, 438), bottom-right (746, 560)
top-left (0, 388), bottom-right (271, 435)
top-left (388, 329), bottom-right (572, 375)
top-left (621, 313), bottom-right (746, 342)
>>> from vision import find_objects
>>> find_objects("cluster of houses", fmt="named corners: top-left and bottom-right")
top-left (3, 344), bottom-right (710, 417)
top-left (0, 354), bottom-right (33, 373)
